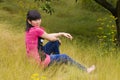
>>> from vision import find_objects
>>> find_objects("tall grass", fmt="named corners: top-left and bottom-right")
top-left (0, 0), bottom-right (120, 80)
top-left (0, 23), bottom-right (120, 80)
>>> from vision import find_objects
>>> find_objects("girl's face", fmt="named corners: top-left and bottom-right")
top-left (28, 19), bottom-right (41, 27)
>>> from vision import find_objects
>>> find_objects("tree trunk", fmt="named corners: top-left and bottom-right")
top-left (116, 0), bottom-right (120, 46)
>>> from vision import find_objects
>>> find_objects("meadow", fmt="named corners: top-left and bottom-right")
top-left (0, 0), bottom-right (120, 80)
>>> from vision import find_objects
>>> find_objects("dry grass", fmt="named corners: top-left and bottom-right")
top-left (0, 23), bottom-right (120, 80)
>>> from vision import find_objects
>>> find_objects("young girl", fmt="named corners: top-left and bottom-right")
top-left (25, 10), bottom-right (95, 73)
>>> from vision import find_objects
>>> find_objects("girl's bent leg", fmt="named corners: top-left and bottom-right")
top-left (43, 40), bottom-right (60, 55)
top-left (49, 54), bottom-right (87, 71)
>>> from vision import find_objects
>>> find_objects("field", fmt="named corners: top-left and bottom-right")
top-left (0, 0), bottom-right (120, 80)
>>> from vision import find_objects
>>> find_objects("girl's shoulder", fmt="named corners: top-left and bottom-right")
top-left (40, 26), bottom-right (45, 30)
top-left (34, 26), bottom-right (45, 33)
top-left (27, 26), bottom-right (45, 34)
top-left (34, 26), bottom-right (45, 31)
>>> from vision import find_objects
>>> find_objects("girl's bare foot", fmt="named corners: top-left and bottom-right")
top-left (87, 65), bottom-right (95, 73)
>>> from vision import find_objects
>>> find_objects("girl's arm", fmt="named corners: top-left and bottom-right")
top-left (41, 32), bottom-right (73, 41)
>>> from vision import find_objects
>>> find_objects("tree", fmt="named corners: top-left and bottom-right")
top-left (94, 0), bottom-right (120, 46)
top-left (35, 0), bottom-right (120, 46)
top-left (34, 0), bottom-right (54, 15)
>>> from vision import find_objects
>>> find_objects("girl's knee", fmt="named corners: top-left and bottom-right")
top-left (53, 40), bottom-right (60, 45)
top-left (61, 54), bottom-right (69, 58)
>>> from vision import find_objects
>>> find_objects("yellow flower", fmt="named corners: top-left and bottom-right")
top-left (31, 73), bottom-right (39, 80)
top-left (111, 32), bottom-right (114, 34)
top-left (101, 22), bottom-right (104, 25)
top-left (98, 27), bottom-right (103, 30)
top-left (32, 73), bottom-right (39, 77)
top-left (112, 25), bottom-right (115, 28)
top-left (103, 36), bottom-right (107, 38)
top-left (41, 76), bottom-right (47, 80)
top-left (110, 15), bottom-right (115, 19)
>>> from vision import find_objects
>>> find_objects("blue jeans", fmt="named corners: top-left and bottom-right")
top-left (43, 41), bottom-right (87, 71)
top-left (43, 40), bottom-right (60, 55)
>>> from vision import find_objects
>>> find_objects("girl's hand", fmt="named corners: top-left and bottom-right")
top-left (62, 33), bottom-right (73, 40)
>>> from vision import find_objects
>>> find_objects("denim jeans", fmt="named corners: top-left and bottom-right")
top-left (43, 41), bottom-right (87, 71)
top-left (43, 40), bottom-right (60, 55)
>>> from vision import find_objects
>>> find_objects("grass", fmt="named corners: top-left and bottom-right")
top-left (0, 23), bottom-right (120, 80)
top-left (0, 0), bottom-right (120, 80)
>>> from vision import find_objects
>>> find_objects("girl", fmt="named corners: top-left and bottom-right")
top-left (25, 10), bottom-right (95, 73)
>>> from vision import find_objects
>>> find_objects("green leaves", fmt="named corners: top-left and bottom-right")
top-left (97, 15), bottom-right (117, 52)
top-left (34, 0), bottom-right (54, 15)
top-left (41, 1), bottom-right (54, 15)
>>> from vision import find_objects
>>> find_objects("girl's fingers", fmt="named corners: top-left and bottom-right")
top-left (65, 33), bottom-right (73, 40)
top-left (67, 34), bottom-right (72, 39)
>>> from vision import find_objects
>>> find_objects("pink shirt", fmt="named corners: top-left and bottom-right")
top-left (25, 26), bottom-right (50, 67)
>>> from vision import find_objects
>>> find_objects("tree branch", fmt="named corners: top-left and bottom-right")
top-left (94, 0), bottom-right (117, 17)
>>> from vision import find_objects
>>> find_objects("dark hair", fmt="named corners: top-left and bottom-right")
top-left (26, 10), bottom-right (41, 31)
